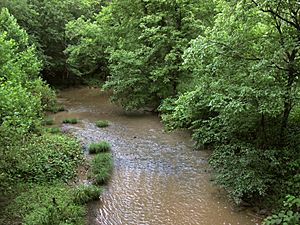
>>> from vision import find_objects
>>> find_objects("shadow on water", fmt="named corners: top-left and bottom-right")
top-left (53, 87), bottom-right (262, 225)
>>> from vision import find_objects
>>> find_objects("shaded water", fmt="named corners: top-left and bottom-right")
top-left (54, 87), bottom-right (261, 225)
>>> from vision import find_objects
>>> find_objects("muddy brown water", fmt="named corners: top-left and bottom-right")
top-left (53, 87), bottom-right (261, 225)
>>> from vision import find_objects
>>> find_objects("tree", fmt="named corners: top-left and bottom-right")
top-left (66, 0), bottom-right (215, 109)
top-left (160, 0), bottom-right (300, 203)
top-left (0, 0), bottom-right (101, 78)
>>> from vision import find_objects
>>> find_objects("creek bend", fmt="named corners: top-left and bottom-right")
top-left (53, 87), bottom-right (260, 225)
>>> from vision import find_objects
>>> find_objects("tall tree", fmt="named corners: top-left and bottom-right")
top-left (160, 0), bottom-right (300, 203)
top-left (0, 0), bottom-right (101, 79)
top-left (66, 0), bottom-right (215, 109)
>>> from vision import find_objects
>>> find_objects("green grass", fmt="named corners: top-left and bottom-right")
top-left (48, 105), bottom-right (65, 113)
top-left (88, 141), bottom-right (111, 154)
top-left (95, 120), bottom-right (109, 128)
top-left (42, 117), bottom-right (54, 125)
top-left (73, 185), bottom-right (103, 204)
top-left (90, 153), bottom-right (113, 185)
top-left (63, 118), bottom-right (78, 124)
top-left (7, 183), bottom-right (86, 225)
top-left (45, 127), bottom-right (61, 134)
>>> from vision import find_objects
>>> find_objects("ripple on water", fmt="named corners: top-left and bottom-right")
top-left (56, 88), bottom-right (261, 225)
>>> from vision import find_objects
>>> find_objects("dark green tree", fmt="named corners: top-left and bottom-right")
top-left (160, 0), bottom-right (300, 204)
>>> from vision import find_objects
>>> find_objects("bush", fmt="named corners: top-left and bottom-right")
top-left (63, 118), bottom-right (78, 124)
top-left (90, 153), bottom-right (113, 185)
top-left (263, 195), bottom-right (300, 225)
top-left (88, 141), bottom-right (111, 154)
top-left (95, 120), bottom-right (109, 128)
top-left (73, 185), bottom-right (103, 204)
top-left (8, 183), bottom-right (85, 225)
top-left (5, 134), bottom-right (83, 183)
top-left (209, 142), bottom-right (279, 204)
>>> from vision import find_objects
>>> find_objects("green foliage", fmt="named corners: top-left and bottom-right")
top-left (88, 141), bottom-right (111, 154)
top-left (90, 153), bottom-right (113, 185)
top-left (0, 0), bottom-right (101, 76)
top-left (45, 127), bottom-right (61, 134)
top-left (73, 184), bottom-right (103, 204)
top-left (63, 118), bottom-right (79, 124)
top-left (95, 120), bottom-right (109, 128)
top-left (263, 195), bottom-right (300, 225)
top-left (2, 134), bottom-right (83, 183)
top-left (27, 78), bottom-right (59, 112)
top-left (160, 0), bottom-right (300, 205)
top-left (42, 117), bottom-right (54, 125)
top-left (209, 143), bottom-right (279, 204)
top-left (8, 183), bottom-right (85, 225)
top-left (66, 0), bottom-right (216, 109)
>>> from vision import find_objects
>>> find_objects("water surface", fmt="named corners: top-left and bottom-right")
top-left (54, 87), bottom-right (261, 225)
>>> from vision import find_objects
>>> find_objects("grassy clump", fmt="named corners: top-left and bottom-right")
top-left (7, 183), bottom-right (85, 225)
top-left (95, 120), bottom-right (109, 128)
top-left (47, 104), bottom-right (65, 113)
top-left (45, 127), bottom-right (61, 134)
top-left (63, 118), bottom-right (78, 124)
top-left (42, 117), bottom-right (54, 125)
top-left (73, 185), bottom-right (103, 204)
top-left (90, 153), bottom-right (113, 185)
top-left (88, 141), bottom-right (111, 154)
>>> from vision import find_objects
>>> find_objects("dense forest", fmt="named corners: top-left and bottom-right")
top-left (0, 0), bottom-right (299, 224)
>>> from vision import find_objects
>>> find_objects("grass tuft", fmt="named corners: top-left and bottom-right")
top-left (95, 120), bottom-right (109, 128)
top-left (90, 153), bottom-right (113, 185)
top-left (88, 141), bottom-right (111, 154)
top-left (73, 185), bottom-right (103, 204)
top-left (63, 118), bottom-right (78, 124)
top-left (45, 127), bottom-right (61, 134)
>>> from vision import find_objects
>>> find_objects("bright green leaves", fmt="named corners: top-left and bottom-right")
top-left (0, 9), bottom-right (43, 133)
top-left (0, 0), bottom-right (100, 76)
top-left (65, 0), bottom-right (216, 109)
top-left (160, 0), bottom-right (300, 205)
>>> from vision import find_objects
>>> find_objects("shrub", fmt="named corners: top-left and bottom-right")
top-left (209, 142), bottom-right (279, 204)
top-left (63, 118), bottom-right (78, 124)
top-left (263, 195), bottom-right (300, 225)
top-left (7, 134), bottom-right (83, 183)
top-left (26, 78), bottom-right (59, 113)
top-left (95, 120), bottom-right (109, 128)
top-left (90, 153), bottom-right (113, 185)
top-left (88, 141), bottom-right (111, 154)
top-left (8, 183), bottom-right (85, 225)
top-left (73, 185), bottom-right (103, 204)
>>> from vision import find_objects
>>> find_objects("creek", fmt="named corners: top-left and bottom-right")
top-left (52, 87), bottom-right (261, 225)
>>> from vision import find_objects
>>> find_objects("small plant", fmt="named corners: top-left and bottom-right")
top-left (63, 118), bottom-right (78, 124)
top-left (48, 104), bottom-right (65, 113)
top-left (95, 120), bottom-right (109, 128)
top-left (42, 117), bottom-right (54, 125)
top-left (90, 153), bottom-right (113, 185)
top-left (73, 185), bottom-right (103, 204)
top-left (46, 127), bottom-right (61, 134)
top-left (88, 141), bottom-right (111, 154)
top-left (263, 195), bottom-right (300, 225)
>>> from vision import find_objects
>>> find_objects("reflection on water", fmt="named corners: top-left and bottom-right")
top-left (54, 87), bottom-right (261, 225)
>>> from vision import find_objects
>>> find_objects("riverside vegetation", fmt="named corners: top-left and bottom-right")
top-left (0, 6), bottom-right (113, 225)
top-left (0, 0), bottom-right (299, 224)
